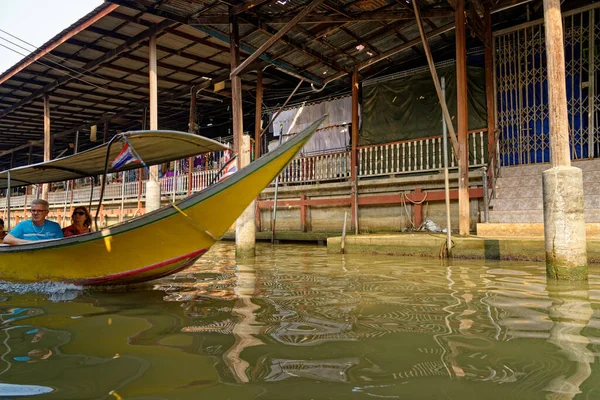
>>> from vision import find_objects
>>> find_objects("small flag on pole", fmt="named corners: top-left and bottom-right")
top-left (218, 159), bottom-right (238, 182)
top-left (111, 143), bottom-right (140, 170)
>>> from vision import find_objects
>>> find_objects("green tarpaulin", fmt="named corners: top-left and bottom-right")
top-left (360, 65), bottom-right (488, 146)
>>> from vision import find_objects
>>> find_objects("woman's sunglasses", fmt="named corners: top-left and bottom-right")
top-left (73, 211), bottom-right (86, 216)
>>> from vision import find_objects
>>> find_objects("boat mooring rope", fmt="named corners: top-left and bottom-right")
top-left (171, 203), bottom-right (217, 241)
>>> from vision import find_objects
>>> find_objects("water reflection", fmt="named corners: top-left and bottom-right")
top-left (0, 243), bottom-right (598, 399)
top-left (544, 282), bottom-right (594, 399)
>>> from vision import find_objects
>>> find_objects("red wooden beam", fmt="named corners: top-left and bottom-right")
top-left (257, 188), bottom-right (484, 208)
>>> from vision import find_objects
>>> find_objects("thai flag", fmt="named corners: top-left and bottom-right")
top-left (111, 143), bottom-right (140, 170)
top-left (218, 159), bottom-right (238, 182)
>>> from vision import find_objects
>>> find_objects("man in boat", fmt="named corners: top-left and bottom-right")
top-left (3, 199), bottom-right (64, 245)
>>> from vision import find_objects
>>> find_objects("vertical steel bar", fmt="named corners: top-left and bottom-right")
top-left (590, 10), bottom-right (596, 157)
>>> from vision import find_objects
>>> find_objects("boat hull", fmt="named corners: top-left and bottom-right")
top-left (0, 117), bottom-right (325, 285)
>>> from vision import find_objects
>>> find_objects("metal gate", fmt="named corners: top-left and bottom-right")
top-left (494, 4), bottom-right (600, 166)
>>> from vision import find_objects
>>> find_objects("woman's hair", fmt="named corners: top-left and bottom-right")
top-left (72, 206), bottom-right (92, 228)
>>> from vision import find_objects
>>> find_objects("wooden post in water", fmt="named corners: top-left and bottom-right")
top-left (145, 35), bottom-right (161, 212)
top-left (442, 77), bottom-right (452, 258)
top-left (542, 0), bottom-right (587, 280)
top-left (230, 10), bottom-right (255, 258)
top-left (351, 67), bottom-right (359, 233)
top-left (455, 0), bottom-right (470, 236)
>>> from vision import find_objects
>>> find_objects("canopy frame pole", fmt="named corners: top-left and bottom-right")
top-left (120, 171), bottom-right (126, 222)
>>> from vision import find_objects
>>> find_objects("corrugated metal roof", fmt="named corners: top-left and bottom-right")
top-left (0, 0), bottom-right (556, 168)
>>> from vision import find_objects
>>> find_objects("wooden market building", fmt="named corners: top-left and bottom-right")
top-left (0, 0), bottom-right (599, 238)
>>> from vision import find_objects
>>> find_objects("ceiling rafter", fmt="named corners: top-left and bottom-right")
top-left (0, 19), bottom-right (175, 120)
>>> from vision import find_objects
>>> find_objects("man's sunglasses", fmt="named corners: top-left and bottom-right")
top-left (73, 211), bottom-right (86, 216)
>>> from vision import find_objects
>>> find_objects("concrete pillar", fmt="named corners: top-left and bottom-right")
top-left (543, 168), bottom-right (587, 279)
top-left (236, 135), bottom-right (256, 258)
top-left (542, 0), bottom-right (587, 279)
top-left (146, 35), bottom-right (161, 212)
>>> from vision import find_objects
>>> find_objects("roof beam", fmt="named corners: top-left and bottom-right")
top-left (232, 0), bottom-right (274, 14)
top-left (0, 19), bottom-right (175, 120)
top-left (260, 8), bottom-right (454, 24)
top-left (0, 3), bottom-right (119, 85)
top-left (241, 15), bottom-right (350, 73)
top-left (192, 25), bottom-right (323, 85)
top-left (358, 22), bottom-right (455, 71)
top-left (231, 0), bottom-right (327, 78)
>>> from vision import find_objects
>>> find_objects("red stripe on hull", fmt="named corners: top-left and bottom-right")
top-left (79, 249), bottom-right (208, 286)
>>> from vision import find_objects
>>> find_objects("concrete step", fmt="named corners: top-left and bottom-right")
top-left (492, 195), bottom-right (600, 211)
top-left (498, 159), bottom-right (600, 178)
top-left (476, 222), bottom-right (600, 238)
top-left (489, 208), bottom-right (600, 223)
top-left (493, 186), bottom-right (543, 199)
top-left (490, 197), bottom-right (544, 211)
top-left (489, 209), bottom-right (544, 223)
top-left (492, 181), bottom-right (600, 201)
top-left (495, 175), bottom-right (542, 188)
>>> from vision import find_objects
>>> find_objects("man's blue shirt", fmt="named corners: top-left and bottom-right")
top-left (10, 220), bottom-right (64, 241)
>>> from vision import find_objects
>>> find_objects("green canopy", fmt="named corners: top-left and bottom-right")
top-left (0, 130), bottom-right (229, 189)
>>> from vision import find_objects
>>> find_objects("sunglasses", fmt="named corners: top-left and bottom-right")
top-left (30, 209), bottom-right (48, 214)
top-left (73, 211), bottom-right (86, 216)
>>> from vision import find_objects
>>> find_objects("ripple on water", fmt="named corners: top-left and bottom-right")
top-left (0, 281), bottom-right (82, 302)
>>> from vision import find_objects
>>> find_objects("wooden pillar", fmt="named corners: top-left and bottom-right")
top-left (42, 93), bottom-right (51, 200)
top-left (544, 2), bottom-right (571, 168)
top-left (188, 86), bottom-right (196, 196)
top-left (484, 7), bottom-right (496, 167)
top-left (413, 188), bottom-right (423, 228)
top-left (351, 67), bottom-right (359, 179)
top-left (300, 194), bottom-right (307, 232)
top-left (230, 11), bottom-right (243, 163)
top-left (146, 35), bottom-right (161, 212)
top-left (351, 67), bottom-right (359, 232)
top-left (103, 121), bottom-right (108, 143)
top-left (254, 70), bottom-right (263, 160)
top-left (230, 9), bottom-right (255, 257)
top-left (456, 0), bottom-right (470, 236)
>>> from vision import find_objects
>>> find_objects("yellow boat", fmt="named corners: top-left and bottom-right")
top-left (0, 117), bottom-right (325, 285)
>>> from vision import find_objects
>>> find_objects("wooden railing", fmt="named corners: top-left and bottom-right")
top-left (0, 132), bottom-right (488, 210)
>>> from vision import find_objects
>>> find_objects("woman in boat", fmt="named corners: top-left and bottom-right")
top-left (62, 206), bottom-right (93, 237)
top-left (0, 218), bottom-right (6, 241)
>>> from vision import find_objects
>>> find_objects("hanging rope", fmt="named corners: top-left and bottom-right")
top-left (400, 192), bottom-right (428, 230)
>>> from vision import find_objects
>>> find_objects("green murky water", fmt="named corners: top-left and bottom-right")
top-left (1, 242), bottom-right (599, 399)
